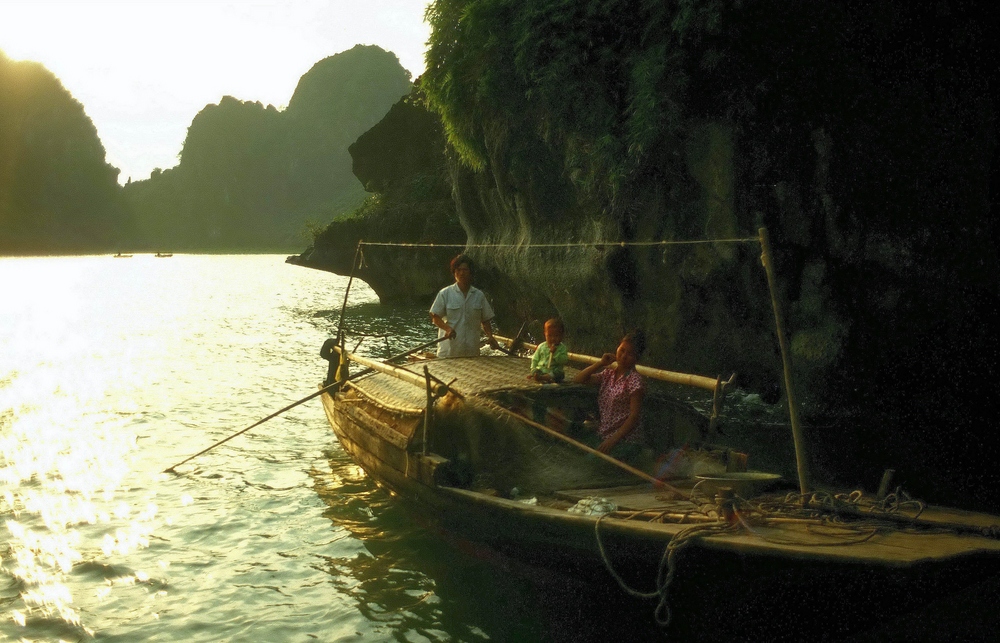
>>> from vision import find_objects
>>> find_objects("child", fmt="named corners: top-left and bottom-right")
top-left (572, 330), bottom-right (646, 459)
top-left (528, 318), bottom-right (569, 383)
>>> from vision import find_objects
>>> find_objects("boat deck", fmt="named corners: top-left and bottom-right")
top-left (328, 353), bottom-right (1000, 569)
top-left (461, 482), bottom-right (1000, 566)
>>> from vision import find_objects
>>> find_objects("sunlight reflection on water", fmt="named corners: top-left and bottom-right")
top-left (0, 255), bottom-right (442, 641)
top-left (0, 255), bottom-right (656, 643)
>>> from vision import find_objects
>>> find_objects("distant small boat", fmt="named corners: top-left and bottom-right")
top-left (155, 253), bottom-right (173, 258)
top-left (113, 253), bottom-right (133, 258)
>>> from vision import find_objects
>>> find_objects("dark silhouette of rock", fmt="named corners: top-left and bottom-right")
top-left (289, 82), bottom-right (465, 302)
top-left (0, 49), bottom-right (131, 254)
top-left (124, 45), bottom-right (413, 251)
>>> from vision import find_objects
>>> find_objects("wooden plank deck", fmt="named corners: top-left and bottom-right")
top-left (552, 484), bottom-right (1000, 565)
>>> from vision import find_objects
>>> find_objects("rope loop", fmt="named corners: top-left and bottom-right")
top-left (593, 515), bottom-right (738, 630)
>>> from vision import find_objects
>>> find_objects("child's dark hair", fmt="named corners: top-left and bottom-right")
top-left (622, 329), bottom-right (646, 357)
top-left (544, 317), bottom-right (564, 333)
top-left (450, 254), bottom-right (473, 273)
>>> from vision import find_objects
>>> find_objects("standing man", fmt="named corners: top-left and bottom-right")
top-left (430, 254), bottom-right (501, 357)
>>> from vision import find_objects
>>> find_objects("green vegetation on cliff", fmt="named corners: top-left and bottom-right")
top-left (0, 49), bottom-right (130, 255)
top-left (416, 0), bottom-right (996, 504)
top-left (424, 0), bottom-right (724, 214)
top-left (124, 45), bottom-right (412, 251)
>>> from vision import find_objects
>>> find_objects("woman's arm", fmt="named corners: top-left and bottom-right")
top-left (598, 388), bottom-right (644, 454)
top-left (572, 352), bottom-right (614, 384)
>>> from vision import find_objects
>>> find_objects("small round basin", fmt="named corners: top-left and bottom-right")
top-left (695, 471), bottom-right (782, 497)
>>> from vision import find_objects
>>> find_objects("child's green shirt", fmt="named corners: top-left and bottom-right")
top-left (529, 342), bottom-right (569, 382)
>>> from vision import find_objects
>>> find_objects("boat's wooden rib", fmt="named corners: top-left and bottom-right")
top-left (338, 398), bottom-right (411, 450)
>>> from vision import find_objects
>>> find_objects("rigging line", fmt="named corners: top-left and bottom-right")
top-left (357, 237), bottom-right (760, 249)
top-left (335, 240), bottom-right (363, 344)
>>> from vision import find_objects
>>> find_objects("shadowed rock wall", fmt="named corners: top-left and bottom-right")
top-left (300, 1), bottom-right (997, 507)
top-left (419, 0), bottom-right (998, 506)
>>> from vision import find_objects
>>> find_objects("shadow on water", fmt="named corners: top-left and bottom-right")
top-left (311, 450), bottom-right (670, 642)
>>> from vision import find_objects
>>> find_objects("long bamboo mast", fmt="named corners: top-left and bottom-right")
top-left (759, 227), bottom-right (811, 495)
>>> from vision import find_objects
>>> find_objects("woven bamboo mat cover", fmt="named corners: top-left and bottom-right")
top-left (348, 356), bottom-right (582, 410)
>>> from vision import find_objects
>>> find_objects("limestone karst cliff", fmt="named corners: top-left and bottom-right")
top-left (289, 82), bottom-right (465, 300)
top-left (301, 1), bottom-right (997, 507)
top-left (0, 50), bottom-right (130, 254)
top-left (124, 45), bottom-right (413, 251)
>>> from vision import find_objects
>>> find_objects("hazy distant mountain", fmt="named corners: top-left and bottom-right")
top-left (0, 49), bottom-right (131, 255)
top-left (124, 44), bottom-right (413, 251)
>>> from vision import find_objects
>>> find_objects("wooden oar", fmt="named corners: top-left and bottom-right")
top-left (487, 403), bottom-right (688, 500)
top-left (163, 336), bottom-right (446, 474)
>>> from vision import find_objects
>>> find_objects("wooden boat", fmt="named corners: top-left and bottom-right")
top-left (113, 252), bottom-right (133, 258)
top-left (318, 337), bottom-right (1000, 640)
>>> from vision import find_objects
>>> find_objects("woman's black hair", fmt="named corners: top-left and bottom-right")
top-left (450, 253), bottom-right (473, 273)
top-left (622, 329), bottom-right (647, 357)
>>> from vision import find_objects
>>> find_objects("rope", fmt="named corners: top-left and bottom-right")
top-left (593, 514), bottom-right (738, 630)
top-left (335, 241), bottom-right (363, 343)
top-left (733, 507), bottom-right (880, 546)
top-left (358, 237), bottom-right (759, 249)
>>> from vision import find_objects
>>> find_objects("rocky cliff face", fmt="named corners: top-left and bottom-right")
top-left (290, 84), bottom-right (465, 301)
top-left (302, 1), bottom-right (997, 505)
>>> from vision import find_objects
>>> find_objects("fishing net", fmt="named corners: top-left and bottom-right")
top-left (428, 392), bottom-right (644, 496)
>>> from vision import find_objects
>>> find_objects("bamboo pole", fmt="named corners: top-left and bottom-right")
top-left (341, 348), bottom-right (451, 397)
top-left (758, 227), bottom-right (811, 495)
top-left (165, 337), bottom-right (447, 473)
top-left (423, 365), bottom-right (433, 455)
top-left (494, 335), bottom-right (721, 391)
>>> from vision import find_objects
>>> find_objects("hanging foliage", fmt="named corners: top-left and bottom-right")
top-left (422, 0), bottom-right (729, 210)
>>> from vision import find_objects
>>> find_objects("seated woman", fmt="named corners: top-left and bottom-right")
top-left (572, 330), bottom-right (647, 462)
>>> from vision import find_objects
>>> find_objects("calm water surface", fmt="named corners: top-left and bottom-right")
top-left (0, 255), bottom-right (663, 642)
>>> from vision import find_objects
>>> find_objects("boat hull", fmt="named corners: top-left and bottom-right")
top-left (319, 359), bottom-right (1000, 640)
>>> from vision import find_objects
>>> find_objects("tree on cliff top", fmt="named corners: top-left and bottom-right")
top-left (422, 0), bottom-right (994, 256)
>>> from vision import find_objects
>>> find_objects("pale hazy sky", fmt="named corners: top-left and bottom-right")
top-left (0, 0), bottom-right (431, 184)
